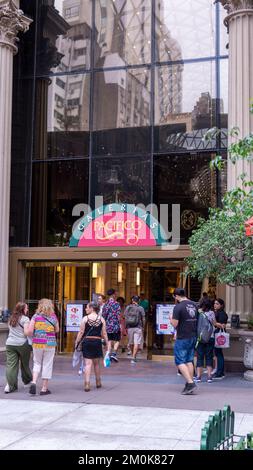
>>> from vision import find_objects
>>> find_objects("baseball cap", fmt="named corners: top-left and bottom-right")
top-left (173, 288), bottom-right (186, 297)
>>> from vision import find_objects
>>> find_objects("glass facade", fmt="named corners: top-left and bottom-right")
top-left (10, 0), bottom-right (228, 247)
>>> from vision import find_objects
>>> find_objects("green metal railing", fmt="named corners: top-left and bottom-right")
top-left (200, 405), bottom-right (253, 450)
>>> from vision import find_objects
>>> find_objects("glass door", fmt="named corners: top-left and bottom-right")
top-left (147, 263), bottom-right (182, 357)
top-left (25, 262), bottom-right (90, 353)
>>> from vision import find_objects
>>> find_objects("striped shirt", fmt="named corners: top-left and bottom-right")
top-left (32, 313), bottom-right (58, 349)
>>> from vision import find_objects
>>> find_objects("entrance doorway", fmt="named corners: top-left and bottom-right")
top-left (24, 260), bottom-right (202, 356)
top-left (25, 262), bottom-right (90, 352)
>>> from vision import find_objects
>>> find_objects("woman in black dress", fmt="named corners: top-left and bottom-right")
top-left (75, 302), bottom-right (109, 391)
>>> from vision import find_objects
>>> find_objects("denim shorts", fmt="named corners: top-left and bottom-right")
top-left (174, 337), bottom-right (197, 366)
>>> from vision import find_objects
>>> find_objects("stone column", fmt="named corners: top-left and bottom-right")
top-left (218, 1), bottom-right (253, 317)
top-left (0, 1), bottom-right (31, 312)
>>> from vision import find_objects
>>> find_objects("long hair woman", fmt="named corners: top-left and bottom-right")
top-left (213, 298), bottom-right (228, 379)
top-left (5, 302), bottom-right (32, 393)
top-left (28, 298), bottom-right (59, 396)
top-left (75, 302), bottom-right (109, 392)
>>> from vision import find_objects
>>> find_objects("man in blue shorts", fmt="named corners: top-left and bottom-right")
top-left (171, 288), bottom-right (198, 395)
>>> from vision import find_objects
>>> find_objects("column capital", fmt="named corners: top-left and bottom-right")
top-left (0, 0), bottom-right (32, 54)
top-left (216, 0), bottom-right (253, 15)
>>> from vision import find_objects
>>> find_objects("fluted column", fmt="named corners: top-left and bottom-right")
top-left (0, 1), bottom-right (31, 311)
top-left (218, 1), bottom-right (253, 316)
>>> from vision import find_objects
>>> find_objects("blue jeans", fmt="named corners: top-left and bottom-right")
top-left (174, 337), bottom-right (197, 366)
top-left (214, 347), bottom-right (225, 376)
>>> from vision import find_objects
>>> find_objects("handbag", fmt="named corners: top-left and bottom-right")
top-left (215, 329), bottom-right (230, 348)
top-left (18, 321), bottom-right (33, 346)
top-left (75, 324), bottom-right (95, 352)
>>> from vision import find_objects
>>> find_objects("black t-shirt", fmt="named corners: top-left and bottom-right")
top-left (215, 310), bottom-right (228, 333)
top-left (172, 300), bottom-right (198, 339)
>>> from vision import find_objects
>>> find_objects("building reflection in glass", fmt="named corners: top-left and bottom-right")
top-left (91, 156), bottom-right (151, 207)
top-left (155, 0), bottom-right (216, 61)
top-left (154, 154), bottom-right (217, 243)
top-left (94, 0), bottom-right (152, 67)
top-left (12, 0), bottom-right (228, 247)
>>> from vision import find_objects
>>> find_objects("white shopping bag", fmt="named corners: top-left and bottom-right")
top-left (72, 349), bottom-right (83, 368)
top-left (215, 330), bottom-right (230, 348)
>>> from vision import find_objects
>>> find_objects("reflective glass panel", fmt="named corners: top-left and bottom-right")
top-left (37, 0), bottom-right (92, 75)
top-left (154, 154), bottom-right (217, 244)
top-left (91, 157), bottom-right (151, 207)
top-left (34, 74), bottom-right (90, 159)
top-left (31, 160), bottom-right (89, 246)
top-left (93, 68), bottom-right (151, 155)
top-left (219, 5), bottom-right (229, 56)
top-left (154, 61), bottom-right (216, 152)
top-left (219, 59), bottom-right (228, 150)
top-left (95, 0), bottom-right (151, 67)
top-left (155, 0), bottom-right (216, 62)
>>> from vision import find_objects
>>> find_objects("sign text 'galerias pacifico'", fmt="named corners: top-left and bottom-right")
top-left (69, 204), bottom-right (167, 247)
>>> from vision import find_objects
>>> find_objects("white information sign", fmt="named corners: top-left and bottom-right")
top-left (156, 304), bottom-right (175, 335)
top-left (66, 304), bottom-right (83, 332)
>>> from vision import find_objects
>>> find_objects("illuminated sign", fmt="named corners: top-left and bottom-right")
top-left (69, 204), bottom-right (167, 247)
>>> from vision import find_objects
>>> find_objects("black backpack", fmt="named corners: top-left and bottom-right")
top-left (125, 305), bottom-right (140, 328)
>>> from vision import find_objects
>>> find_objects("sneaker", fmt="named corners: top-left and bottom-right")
top-left (181, 382), bottom-right (197, 395)
top-left (110, 352), bottom-right (119, 363)
top-left (40, 390), bottom-right (51, 396)
top-left (181, 383), bottom-right (188, 394)
top-left (211, 368), bottom-right (217, 376)
top-left (4, 384), bottom-right (10, 393)
top-left (78, 367), bottom-right (83, 376)
top-left (177, 372), bottom-right (182, 376)
top-left (131, 359), bottom-right (137, 364)
top-left (212, 374), bottom-right (225, 380)
top-left (194, 376), bottom-right (201, 383)
top-left (29, 383), bottom-right (36, 395)
top-left (207, 377), bottom-right (213, 383)
top-left (127, 350), bottom-right (131, 356)
top-left (23, 382), bottom-right (32, 389)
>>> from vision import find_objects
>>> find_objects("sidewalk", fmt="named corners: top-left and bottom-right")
top-left (0, 354), bottom-right (253, 450)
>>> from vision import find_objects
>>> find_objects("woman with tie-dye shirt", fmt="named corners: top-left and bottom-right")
top-left (28, 299), bottom-right (59, 396)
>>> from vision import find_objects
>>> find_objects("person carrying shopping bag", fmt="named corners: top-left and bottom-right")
top-left (75, 302), bottom-right (109, 392)
top-left (213, 298), bottom-right (228, 380)
top-left (4, 302), bottom-right (32, 393)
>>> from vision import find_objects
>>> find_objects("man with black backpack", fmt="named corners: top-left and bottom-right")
top-left (125, 296), bottom-right (145, 364)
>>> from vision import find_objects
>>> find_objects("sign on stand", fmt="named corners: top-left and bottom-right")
top-left (156, 304), bottom-right (175, 335)
top-left (66, 304), bottom-right (84, 332)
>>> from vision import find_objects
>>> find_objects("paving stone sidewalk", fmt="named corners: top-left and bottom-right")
top-left (0, 354), bottom-right (253, 450)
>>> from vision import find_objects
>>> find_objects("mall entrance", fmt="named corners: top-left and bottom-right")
top-left (24, 260), bottom-right (202, 357)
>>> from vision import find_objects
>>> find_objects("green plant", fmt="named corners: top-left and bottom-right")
top-left (186, 105), bottom-right (253, 291)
